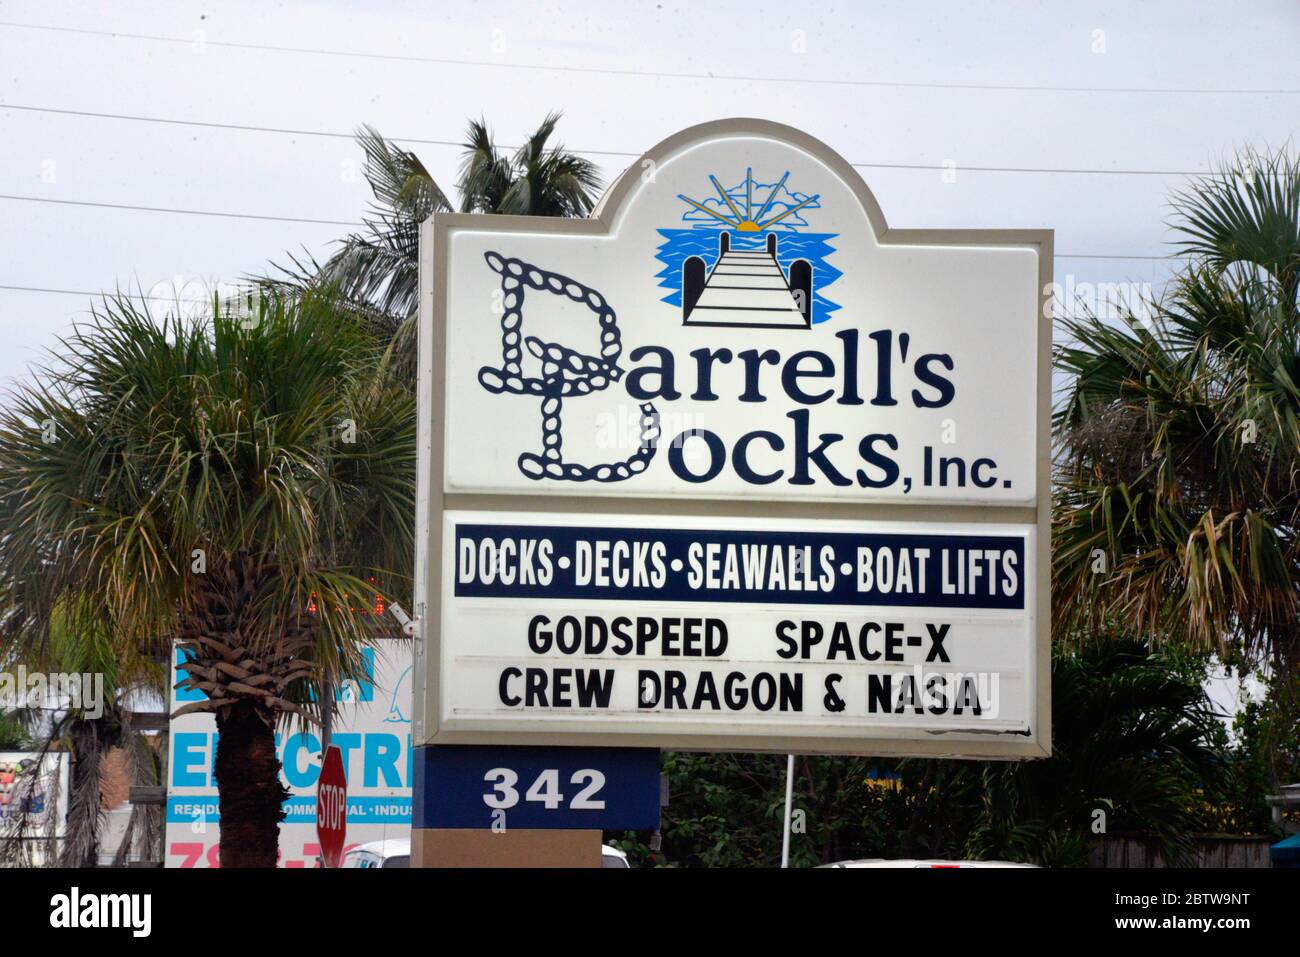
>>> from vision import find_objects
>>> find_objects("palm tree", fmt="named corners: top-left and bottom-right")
top-left (0, 291), bottom-right (415, 866)
top-left (0, 604), bottom-right (164, 867)
top-left (1053, 147), bottom-right (1300, 782)
top-left (457, 113), bottom-right (602, 217)
top-left (264, 113), bottom-right (600, 356)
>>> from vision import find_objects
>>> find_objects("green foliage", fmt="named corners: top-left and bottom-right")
top-left (622, 641), bottom-right (1237, 867)
top-left (1053, 147), bottom-right (1300, 675)
top-left (965, 639), bottom-right (1221, 866)
top-left (652, 752), bottom-right (793, 867)
top-left (1193, 664), bottom-right (1300, 834)
top-left (0, 290), bottom-right (416, 723)
top-left (622, 754), bottom-right (980, 867)
top-left (0, 711), bottom-right (31, 750)
top-left (264, 113), bottom-right (600, 349)
top-left (458, 113), bottom-right (601, 217)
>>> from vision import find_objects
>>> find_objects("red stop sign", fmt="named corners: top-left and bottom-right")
top-left (316, 744), bottom-right (347, 868)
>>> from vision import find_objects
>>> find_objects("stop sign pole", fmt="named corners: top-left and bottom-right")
top-left (316, 744), bottom-right (347, 868)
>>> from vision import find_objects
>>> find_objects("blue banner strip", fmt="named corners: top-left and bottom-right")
top-left (167, 795), bottom-right (411, 825)
top-left (454, 524), bottom-right (1025, 609)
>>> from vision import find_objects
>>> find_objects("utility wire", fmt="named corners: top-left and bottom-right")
top-left (0, 193), bottom-right (358, 226)
top-left (0, 247), bottom-right (1186, 304)
top-left (0, 284), bottom-right (212, 304)
top-left (0, 102), bottom-right (1217, 176)
top-left (0, 193), bottom-right (1178, 260)
top-left (0, 102), bottom-right (466, 150)
top-left (1, 20), bottom-right (1296, 95)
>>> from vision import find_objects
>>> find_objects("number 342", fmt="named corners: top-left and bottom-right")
top-left (483, 768), bottom-right (606, 811)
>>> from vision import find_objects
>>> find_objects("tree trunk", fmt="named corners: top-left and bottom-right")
top-left (214, 699), bottom-right (287, 867)
top-left (59, 716), bottom-right (114, 867)
top-left (903, 760), bottom-right (937, 858)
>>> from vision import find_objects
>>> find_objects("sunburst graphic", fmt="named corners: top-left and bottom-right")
top-left (676, 168), bottom-right (821, 232)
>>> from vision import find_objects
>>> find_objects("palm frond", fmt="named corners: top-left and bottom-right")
top-left (259, 114), bottom-right (600, 358)
top-left (1054, 146), bottom-right (1300, 671)
top-left (1169, 147), bottom-right (1300, 306)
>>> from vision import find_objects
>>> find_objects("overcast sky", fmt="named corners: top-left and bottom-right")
top-left (0, 0), bottom-right (1297, 390)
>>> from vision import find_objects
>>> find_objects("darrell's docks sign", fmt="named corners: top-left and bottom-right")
top-left (414, 119), bottom-right (1052, 758)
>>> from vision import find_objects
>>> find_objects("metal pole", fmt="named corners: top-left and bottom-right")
top-left (321, 668), bottom-right (333, 750)
top-left (780, 753), bottom-right (795, 868)
top-left (318, 669), bottom-right (334, 870)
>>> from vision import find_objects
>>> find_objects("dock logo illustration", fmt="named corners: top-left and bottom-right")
top-left (655, 168), bottom-right (841, 328)
top-left (477, 251), bottom-right (660, 483)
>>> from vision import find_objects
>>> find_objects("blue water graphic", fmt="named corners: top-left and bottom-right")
top-left (654, 228), bottom-right (842, 324)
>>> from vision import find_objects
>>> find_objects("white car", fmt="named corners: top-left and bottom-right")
top-left (820, 858), bottom-right (1037, 868)
top-left (341, 838), bottom-right (412, 869)
top-left (340, 837), bottom-right (630, 868)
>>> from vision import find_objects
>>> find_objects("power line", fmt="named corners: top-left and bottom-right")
top-left (0, 192), bottom-right (1178, 260)
top-left (0, 284), bottom-right (209, 304)
top-left (0, 250), bottom-right (1187, 305)
top-left (0, 193), bottom-right (359, 227)
top-left (2, 20), bottom-right (1295, 96)
top-left (0, 102), bottom-right (465, 150)
top-left (0, 102), bottom-right (1220, 176)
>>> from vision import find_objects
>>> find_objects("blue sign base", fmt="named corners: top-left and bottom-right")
top-left (414, 745), bottom-right (660, 830)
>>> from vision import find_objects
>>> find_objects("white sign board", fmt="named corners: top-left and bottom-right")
top-left (1, 751), bottom-right (70, 864)
top-left (416, 119), bottom-right (1051, 758)
top-left (165, 640), bottom-right (412, 867)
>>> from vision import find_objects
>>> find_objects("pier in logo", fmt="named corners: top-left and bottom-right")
top-left (476, 251), bottom-right (660, 482)
top-left (655, 168), bottom-right (841, 328)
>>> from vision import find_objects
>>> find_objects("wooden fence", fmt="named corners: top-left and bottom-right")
top-left (1089, 834), bottom-right (1274, 868)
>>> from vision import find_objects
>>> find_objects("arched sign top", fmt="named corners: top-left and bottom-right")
top-left (593, 118), bottom-right (894, 244)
